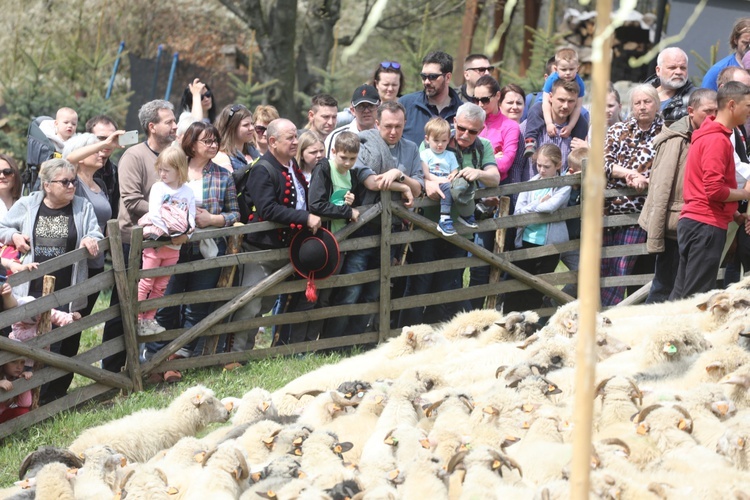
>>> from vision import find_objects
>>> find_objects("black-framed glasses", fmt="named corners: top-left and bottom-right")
top-left (380, 61), bottom-right (401, 70)
top-left (467, 66), bottom-right (494, 73)
top-left (472, 95), bottom-right (495, 105)
top-left (199, 138), bottom-right (219, 146)
top-left (228, 104), bottom-right (246, 119)
top-left (420, 72), bottom-right (445, 82)
top-left (254, 125), bottom-right (267, 136)
top-left (201, 90), bottom-right (213, 100)
top-left (47, 178), bottom-right (78, 188)
top-left (456, 124), bottom-right (480, 136)
top-left (0, 168), bottom-right (14, 177)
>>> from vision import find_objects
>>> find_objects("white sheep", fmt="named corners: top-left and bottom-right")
top-left (299, 430), bottom-right (355, 491)
top-left (594, 376), bottom-right (643, 432)
top-left (721, 364), bottom-right (750, 409)
top-left (323, 384), bottom-right (388, 463)
top-left (118, 465), bottom-right (176, 500)
top-left (33, 462), bottom-right (76, 500)
top-left (232, 419), bottom-right (284, 465)
top-left (145, 436), bottom-right (209, 495)
top-left (69, 385), bottom-right (230, 463)
top-left (73, 445), bottom-right (128, 500)
top-left (182, 441), bottom-right (249, 500)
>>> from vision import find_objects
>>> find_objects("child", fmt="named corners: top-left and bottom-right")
top-left (420, 117), bottom-right (477, 237)
top-left (137, 146), bottom-right (196, 336)
top-left (503, 144), bottom-right (571, 313)
top-left (524, 48), bottom-right (587, 157)
top-left (0, 352), bottom-right (32, 423)
top-left (39, 107), bottom-right (79, 152)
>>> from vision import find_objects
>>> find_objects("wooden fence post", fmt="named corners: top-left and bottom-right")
top-left (31, 276), bottom-right (56, 409)
top-left (205, 225), bottom-right (244, 355)
top-left (485, 196), bottom-right (511, 310)
top-left (108, 220), bottom-right (143, 392)
top-left (379, 199), bottom-right (393, 344)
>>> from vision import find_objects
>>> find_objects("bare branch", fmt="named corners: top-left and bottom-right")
top-left (216, 0), bottom-right (266, 34)
top-left (338, 0), bottom-right (373, 46)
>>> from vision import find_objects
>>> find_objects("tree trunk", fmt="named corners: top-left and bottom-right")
top-left (296, 0), bottom-right (342, 102)
top-left (520, 0), bottom-right (542, 76)
top-left (455, 0), bottom-right (486, 86)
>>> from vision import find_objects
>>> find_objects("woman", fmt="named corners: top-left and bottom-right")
top-left (253, 105), bottom-right (280, 156)
top-left (605, 84), bottom-right (623, 128)
top-left (600, 84), bottom-right (663, 306)
top-left (214, 104), bottom-right (260, 172)
top-left (179, 78), bottom-right (216, 123)
top-left (296, 131), bottom-right (325, 183)
top-left (149, 122), bottom-right (240, 383)
top-left (474, 75), bottom-right (521, 181)
top-left (499, 84), bottom-right (526, 123)
top-left (372, 61), bottom-right (406, 102)
top-left (0, 158), bottom-right (102, 402)
top-left (0, 154), bottom-right (22, 221)
top-left (63, 133), bottom-right (118, 317)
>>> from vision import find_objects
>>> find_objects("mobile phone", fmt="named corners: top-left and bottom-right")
top-left (119, 130), bottom-right (140, 147)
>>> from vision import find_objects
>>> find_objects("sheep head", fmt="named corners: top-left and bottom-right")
top-left (594, 376), bottom-right (643, 407)
top-left (19, 446), bottom-right (83, 480)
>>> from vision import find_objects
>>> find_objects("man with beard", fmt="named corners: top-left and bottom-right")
top-left (400, 51), bottom-right (463, 145)
top-left (646, 47), bottom-right (695, 125)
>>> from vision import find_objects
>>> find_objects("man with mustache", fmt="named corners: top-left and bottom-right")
top-left (646, 47), bottom-right (696, 125)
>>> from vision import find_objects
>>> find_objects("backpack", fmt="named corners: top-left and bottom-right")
top-left (23, 116), bottom-right (62, 195)
top-left (232, 158), bottom-right (279, 223)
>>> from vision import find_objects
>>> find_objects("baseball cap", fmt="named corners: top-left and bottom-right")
top-left (351, 85), bottom-right (380, 107)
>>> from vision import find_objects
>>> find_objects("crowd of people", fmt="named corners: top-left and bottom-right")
top-left (1, 18), bottom-right (750, 412)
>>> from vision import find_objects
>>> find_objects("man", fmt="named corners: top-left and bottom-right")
top-left (399, 102), bottom-right (500, 326)
top-left (400, 51), bottom-right (463, 145)
top-left (702, 18), bottom-right (750, 91)
top-left (230, 119), bottom-right (322, 349)
top-left (670, 81), bottom-right (750, 300)
top-left (305, 94), bottom-right (339, 142)
top-left (646, 47), bottom-right (695, 124)
top-left (102, 100), bottom-right (177, 373)
top-left (639, 89), bottom-right (718, 303)
top-left (325, 101), bottom-right (423, 337)
top-left (324, 84), bottom-right (380, 157)
top-left (85, 115), bottom-right (120, 218)
top-left (459, 54), bottom-right (494, 103)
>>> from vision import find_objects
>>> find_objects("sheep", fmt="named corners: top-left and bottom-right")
top-left (716, 421), bottom-right (750, 470)
top-left (467, 383), bottom-right (525, 449)
top-left (69, 385), bottom-right (230, 463)
top-left (396, 455), bottom-right (448, 500)
top-left (73, 445), bottom-right (128, 499)
top-left (241, 455), bottom-right (304, 498)
top-left (323, 384), bottom-right (388, 463)
top-left (446, 446), bottom-right (513, 500)
top-left (118, 466), bottom-right (176, 500)
top-left (232, 419), bottom-right (284, 465)
top-left (267, 424), bottom-right (313, 460)
top-left (299, 430), bottom-right (355, 490)
top-left (721, 364), bottom-right (750, 409)
top-left (594, 376), bottom-right (643, 432)
top-left (439, 309), bottom-right (539, 344)
top-left (33, 462), bottom-right (76, 500)
top-left (17, 447), bottom-right (83, 481)
top-left (182, 441), bottom-right (249, 500)
top-left (145, 436), bottom-right (208, 495)
top-left (297, 390), bottom-right (356, 429)
top-left (230, 387), bottom-right (277, 426)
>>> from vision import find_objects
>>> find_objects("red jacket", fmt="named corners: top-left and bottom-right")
top-left (680, 116), bottom-right (737, 229)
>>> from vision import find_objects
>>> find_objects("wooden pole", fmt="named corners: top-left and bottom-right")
top-left (570, 0), bottom-right (613, 497)
top-left (31, 276), bottom-right (55, 409)
top-left (378, 199), bottom-right (393, 344)
top-left (207, 225), bottom-right (244, 355)
top-left (485, 196), bottom-right (510, 309)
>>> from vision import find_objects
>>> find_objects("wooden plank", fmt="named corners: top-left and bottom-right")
top-left (31, 276), bottom-right (56, 410)
top-left (393, 205), bottom-right (575, 305)
top-left (108, 220), bottom-right (143, 392)
top-left (615, 282), bottom-right (652, 307)
top-left (379, 200), bottom-right (392, 345)
top-left (6, 239), bottom-right (110, 288)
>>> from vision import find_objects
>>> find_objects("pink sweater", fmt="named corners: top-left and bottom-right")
top-left (480, 111), bottom-right (521, 181)
top-left (0, 376), bottom-right (32, 415)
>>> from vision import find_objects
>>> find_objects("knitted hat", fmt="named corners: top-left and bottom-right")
top-left (289, 227), bottom-right (340, 302)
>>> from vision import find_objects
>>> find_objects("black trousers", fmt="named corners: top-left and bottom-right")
top-left (670, 218), bottom-right (725, 300)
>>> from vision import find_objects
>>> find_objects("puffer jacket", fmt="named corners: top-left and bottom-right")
top-left (645, 74), bottom-right (695, 124)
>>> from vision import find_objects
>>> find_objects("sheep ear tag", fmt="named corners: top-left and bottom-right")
top-left (167, 486), bottom-right (179, 495)
top-left (192, 393), bottom-right (205, 406)
top-left (491, 459), bottom-right (502, 470)
top-left (663, 343), bottom-right (677, 355)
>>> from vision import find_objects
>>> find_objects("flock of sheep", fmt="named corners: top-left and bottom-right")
top-left (2, 277), bottom-right (750, 499)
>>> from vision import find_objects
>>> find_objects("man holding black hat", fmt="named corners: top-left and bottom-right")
top-left (325, 84), bottom-right (381, 157)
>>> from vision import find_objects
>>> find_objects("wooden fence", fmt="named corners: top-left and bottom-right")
top-left (0, 174), bottom-right (658, 437)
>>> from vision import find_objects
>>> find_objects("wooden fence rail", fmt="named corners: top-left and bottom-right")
top-left (0, 176), bottom-right (667, 437)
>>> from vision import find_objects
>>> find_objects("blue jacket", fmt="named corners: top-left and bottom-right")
top-left (399, 87), bottom-right (463, 145)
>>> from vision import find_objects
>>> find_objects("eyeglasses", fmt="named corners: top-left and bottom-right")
top-left (254, 125), bottom-right (267, 136)
top-left (380, 61), bottom-right (401, 70)
top-left (228, 104), bottom-right (246, 119)
top-left (472, 95), bottom-right (495, 105)
top-left (198, 138), bottom-right (219, 147)
top-left (467, 66), bottom-right (494, 73)
top-left (420, 72), bottom-right (445, 82)
top-left (47, 178), bottom-right (78, 188)
top-left (201, 90), bottom-right (213, 100)
top-left (0, 168), bottom-right (14, 177)
top-left (456, 124), bottom-right (480, 136)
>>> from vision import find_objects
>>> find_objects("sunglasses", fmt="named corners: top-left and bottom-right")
top-left (467, 66), bottom-right (494, 73)
top-left (254, 125), bottom-right (267, 135)
top-left (456, 124), bottom-right (480, 136)
top-left (0, 168), bottom-right (14, 177)
top-left (420, 72), bottom-right (445, 82)
top-left (201, 90), bottom-right (213, 100)
top-left (48, 178), bottom-right (78, 188)
top-left (228, 104), bottom-right (246, 119)
top-left (380, 61), bottom-right (401, 70)
top-left (472, 94), bottom-right (495, 105)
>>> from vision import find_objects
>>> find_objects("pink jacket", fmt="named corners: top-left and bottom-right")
top-left (0, 376), bottom-right (32, 415)
top-left (480, 111), bottom-right (521, 181)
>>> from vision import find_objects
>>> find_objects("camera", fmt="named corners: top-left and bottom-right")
top-left (474, 202), bottom-right (496, 221)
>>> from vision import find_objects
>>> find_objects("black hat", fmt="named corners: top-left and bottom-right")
top-left (351, 85), bottom-right (380, 107)
top-left (289, 227), bottom-right (340, 302)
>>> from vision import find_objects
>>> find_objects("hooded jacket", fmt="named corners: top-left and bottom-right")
top-left (680, 116), bottom-right (737, 230)
top-left (638, 115), bottom-right (692, 252)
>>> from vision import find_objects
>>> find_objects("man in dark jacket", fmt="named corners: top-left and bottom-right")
top-left (645, 47), bottom-right (696, 125)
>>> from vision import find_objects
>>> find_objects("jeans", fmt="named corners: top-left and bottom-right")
top-left (325, 247), bottom-right (381, 338)
top-left (398, 238), bottom-right (471, 327)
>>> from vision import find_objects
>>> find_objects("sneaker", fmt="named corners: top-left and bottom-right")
top-left (457, 214), bottom-right (478, 228)
top-left (523, 139), bottom-right (537, 158)
top-left (138, 319), bottom-right (165, 336)
top-left (437, 219), bottom-right (457, 236)
top-left (146, 319), bottom-right (166, 334)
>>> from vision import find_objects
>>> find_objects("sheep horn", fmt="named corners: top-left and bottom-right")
top-left (495, 366), bottom-right (508, 379)
top-left (599, 438), bottom-right (631, 458)
top-left (330, 392), bottom-right (359, 407)
top-left (424, 398), bottom-right (446, 418)
top-left (458, 395), bottom-right (475, 413)
top-left (446, 451), bottom-right (468, 474)
top-left (287, 389), bottom-right (324, 400)
top-left (499, 454), bottom-right (523, 477)
top-left (154, 468), bottom-right (169, 486)
top-left (627, 379), bottom-right (643, 407)
top-left (542, 377), bottom-right (562, 395)
top-left (119, 470), bottom-right (136, 490)
top-left (517, 333), bottom-right (539, 350)
top-left (541, 488), bottom-right (551, 500)
top-left (633, 404), bottom-right (663, 424)
top-left (594, 377), bottom-right (615, 399)
top-left (233, 449), bottom-right (249, 481)
top-left (201, 447), bottom-right (217, 466)
top-left (672, 405), bottom-right (694, 434)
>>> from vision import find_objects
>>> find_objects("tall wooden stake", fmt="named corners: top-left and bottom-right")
top-left (570, 0), bottom-right (613, 497)
top-left (31, 275), bottom-right (56, 409)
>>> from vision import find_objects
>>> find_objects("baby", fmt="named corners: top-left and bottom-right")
top-left (39, 107), bottom-right (79, 152)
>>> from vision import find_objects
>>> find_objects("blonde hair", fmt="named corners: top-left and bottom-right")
top-left (424, 117), bottom-right (451, 140)
top-left (155, 146), bottom-right (188, 185)
top-left (296, 131), bottom-right (324, 170)
top-left (567, 147), bottom-right (588, 173)
top-left (555, 48), bottom-right (579, 65)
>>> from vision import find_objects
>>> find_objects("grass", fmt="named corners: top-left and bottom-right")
top-left (0, 284), bottom-right (351, 487)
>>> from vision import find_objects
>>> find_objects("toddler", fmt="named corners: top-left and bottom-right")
top-left (420, 117), bottom-right (477, 237)
top-left (137, 146), bottom-right (196, 336)
top-left (0, 353), bottom-right (32, 423)
top-left (39, 107), bottom-right (79, 152)
top-left (524, 48), bottom-right (586, 157)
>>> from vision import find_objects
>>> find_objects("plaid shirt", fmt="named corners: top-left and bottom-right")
top-left (199, 161), bottom-right (240, 226)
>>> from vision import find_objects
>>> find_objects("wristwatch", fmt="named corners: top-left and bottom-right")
top-left (398, 173), bottom-right (405, 183)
